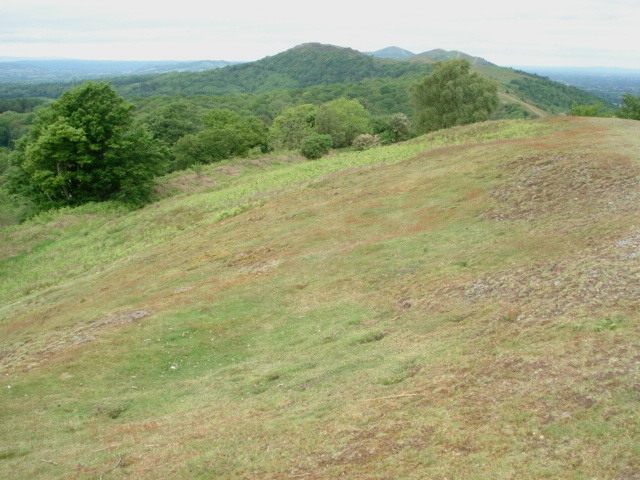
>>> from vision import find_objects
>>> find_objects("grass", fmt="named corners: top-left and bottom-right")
top-left (1, 116), bottom-right (639, 478)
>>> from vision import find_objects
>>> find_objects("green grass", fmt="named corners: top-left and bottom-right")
top-left (1, 116), bottom-right (639, 479)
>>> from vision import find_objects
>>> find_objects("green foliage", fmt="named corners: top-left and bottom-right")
top-left (0, 44), bottom-right (434, 103)
top-left (300, 133), bottom-right (333, 159)
top-left (370, 112), bottom-right (412, 144)
top-left (138, 101), bottom-right (201, 146)
top-left (172, 109), bottom-right (268, 171)
top-left (5, 82), bottom-right (165, 210)
top-left (0, 97), bottom-right (46, 114)
top-left (618, 94), bottom-right (640, 120)
top-left (269, 104), bottom-right (317, 150)
top-left (509, 73), bottom-right (608, 113)
top-left (316, 98), bottom-right (370, 148)
top-left (594, 315), bottom-right (622, 332)
top-left (569, 102), bottom-right (610, 117)
top-left (0, 110), bottom-right (35, 148)
top-left (411, 59), bottom-right (499, 133)
top-left (493, 103), bottom-right (532, 120)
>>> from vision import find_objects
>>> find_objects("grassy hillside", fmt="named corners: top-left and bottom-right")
top-left (1, 117), bottom-right (639, 479)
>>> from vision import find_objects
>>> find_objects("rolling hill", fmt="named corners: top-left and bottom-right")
top-left (411, 48), bottom-right (495, 66)
top-left (0, 43), bottom-right (610, 120)
top-left (1, 116), bottom-right (639, 478)
top-left (366, 46), bottom-right (416, 60)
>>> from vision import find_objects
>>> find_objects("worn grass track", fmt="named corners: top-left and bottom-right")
top-left (1, 117), bottom-right (639, 479)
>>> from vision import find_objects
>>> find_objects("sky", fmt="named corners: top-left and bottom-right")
top-left (1, 0), bottom-right (639, 68)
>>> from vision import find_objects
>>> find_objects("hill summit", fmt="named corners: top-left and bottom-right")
top-left (366, 46), bottom-right (416, 60)
top-left (413, 48), bottom-right (495, 65)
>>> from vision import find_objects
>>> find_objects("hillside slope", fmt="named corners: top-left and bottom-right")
top-left (1, 117), bottom-right (639, 479)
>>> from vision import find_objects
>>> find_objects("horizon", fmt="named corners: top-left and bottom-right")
top-left (2, 46), bottom-right (640, 72)
top-left (2, 0), bottom-right (639, 69)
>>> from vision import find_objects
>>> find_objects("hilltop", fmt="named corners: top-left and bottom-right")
top-left (0, 43), bottom-right (608, 119)
top-left (1, 116), bottom-right (639, 478)
top-left (411, 48), bottom-right (495, 66)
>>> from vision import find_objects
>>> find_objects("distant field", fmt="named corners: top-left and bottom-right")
top-left (1, 117), bottom-right (639, 479)
top-left (513, 66), bottom-right (640, 103)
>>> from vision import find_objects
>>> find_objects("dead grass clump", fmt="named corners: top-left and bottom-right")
top-left (0, 310), bottom-right (149, 372)
top-left (488, 151), bottom-right (639, 226)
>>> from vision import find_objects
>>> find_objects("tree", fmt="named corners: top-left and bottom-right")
top-left (269, 104), bottom-right (317, 150)
top-left (139, 101), bottom-right (201, 146)
top-left (6, 82), bottom-right (165, 208)
top-left (300, 133), bottom-right (333, 159)
top-left (0, 111), bottom-right (35, 148)
top-left (618, 94), bottom-right (640, 120)
top-left (411, 59), bottom-right (499, 133)
top-left (371, 112), bottom-right (412, 145)
top-left (315, 98), bottom-right (370, 148)
top-left (172, 109), bottom-right (268, 171)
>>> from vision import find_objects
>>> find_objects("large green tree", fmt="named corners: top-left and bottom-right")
top-left (269, 104), bottom-right (317, 150)
top-left (411, 59), bottom-right (499, 133)
top-left (618, 94), bottom-right (640, 120)
top-left (7, 82), bottom-right (165, 208)
top-left (315, 98), bottom-right (370, 148)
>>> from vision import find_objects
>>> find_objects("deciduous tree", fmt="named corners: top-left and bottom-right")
top-left (315, 98), bottom-right (370, 148)
top-left (411, 59), bottom-right (499, 133)
top-left (618, 94), bottom-right (640, 120)
top-left (269, 104), bottom-right (317, 150)
top-left (6, 82), bottom-right (165, 209)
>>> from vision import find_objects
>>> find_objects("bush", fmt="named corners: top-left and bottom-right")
top-left (300, 133), bottom-right (333, 159)
top-left (352, 134), bottom-right (382, 151)
top-left (569, 102), bottom-right (610, 117)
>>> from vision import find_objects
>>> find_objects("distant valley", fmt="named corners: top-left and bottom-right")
top-left (0, 58), bottom-right (240, 83)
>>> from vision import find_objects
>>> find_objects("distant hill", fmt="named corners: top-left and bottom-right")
top-left (412, 48), bottom-right (495, 66)
top-left (0, 43), bottom-right (611, 118)
top-left (366, 46), bottom-right (416, 60)
top-left (0, 59), bottom-right (241, 84)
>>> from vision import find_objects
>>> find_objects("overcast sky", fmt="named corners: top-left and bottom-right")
top-left (1, 0), bottom-right (638, 68)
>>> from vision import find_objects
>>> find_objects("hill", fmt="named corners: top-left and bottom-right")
top-left (108, 43), bottom-right (430, 97)
top-left (366, 46), bottom-right (416, 60)
top-left (0, 43), bottom-right (610, 120)
top-left (1, 116), bottom-right (639, 478)
top-left (412, 48), bottom-right (495, 66)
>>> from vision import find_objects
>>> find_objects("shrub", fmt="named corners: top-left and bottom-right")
top-left (352, 133), bottom-right (382, 151)
top-left (300, 133), bottom-right (333, 159)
